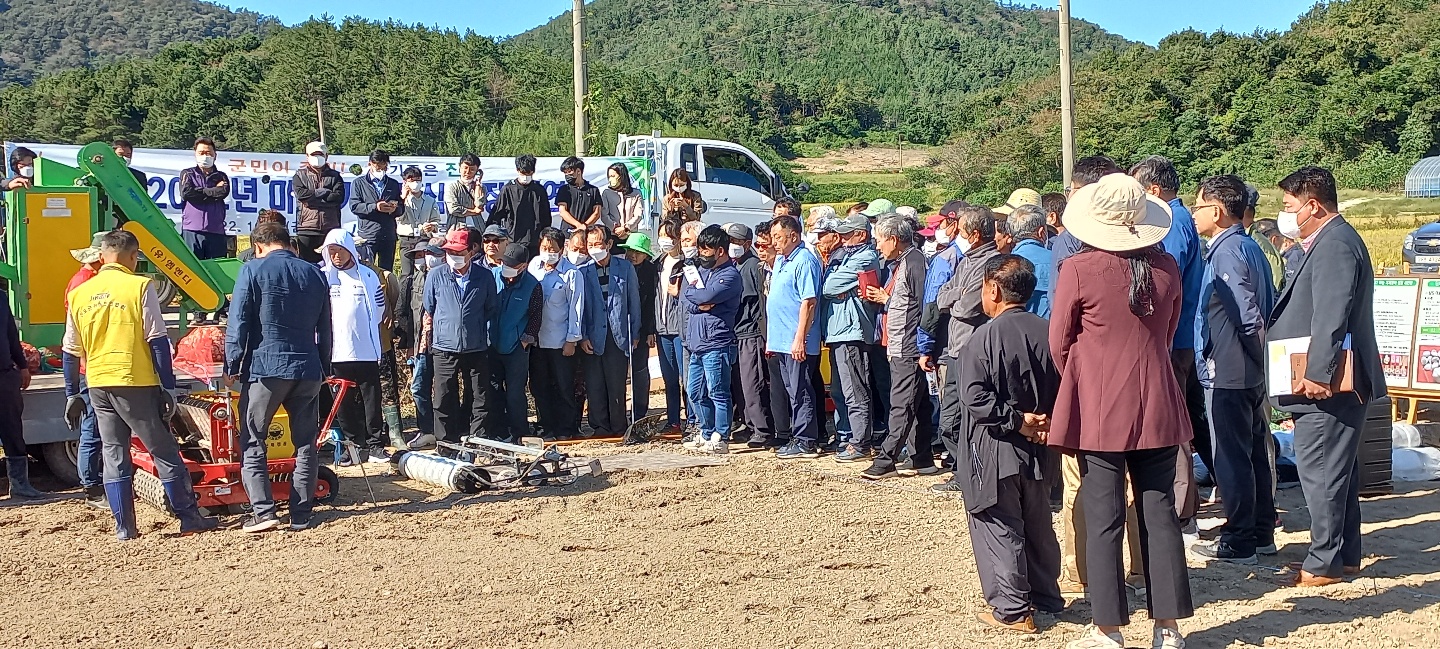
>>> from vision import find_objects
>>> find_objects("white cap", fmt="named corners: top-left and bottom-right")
top-left (305, 141), bottom-right (327, 156)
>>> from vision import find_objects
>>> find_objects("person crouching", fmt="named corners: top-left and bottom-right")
top-left (957, 254), bottom-right (1064, 633)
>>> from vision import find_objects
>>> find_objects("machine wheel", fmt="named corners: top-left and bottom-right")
top-left (131, 469), bottom-right (173, 513)
top-left (316, 466), bottom-right (340, 504)
top-left (40, 441), bottom-right (81, 487)
top-left (149, 274), bottom-right (179, 306)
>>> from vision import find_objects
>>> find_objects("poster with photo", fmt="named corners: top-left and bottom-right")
top-left (1374, 278), bottom-right (1420, 388)
top-left (1411, 278), bottom-right (1440, 390)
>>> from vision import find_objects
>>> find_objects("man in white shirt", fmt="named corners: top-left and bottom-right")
top-left (319, 229), bottom-right (388, 464)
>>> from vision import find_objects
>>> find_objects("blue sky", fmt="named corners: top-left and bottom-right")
top-left (221, 0), bottom-right (1325, 44)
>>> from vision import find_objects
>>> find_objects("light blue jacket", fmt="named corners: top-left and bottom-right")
top-left (821, 244), bottom-right (881, 344)
top-left (574, 256), bottom-right (642, 357)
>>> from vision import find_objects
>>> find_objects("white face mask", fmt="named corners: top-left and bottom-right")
top-left (728, 244), bottom-right (745, 259)
top-left (568, 250), bottom-right (590, 265)
top-left (369, 168), bottom-right (387, 180)
top-left (935, 227), bottom-right (952, 245)
top-left (424, 255), bottom-right (443, 269)
top-left (405, 180), bottom-right (422, 192)
top-left (588, 247), bottom-right (610, 263)
top-left (922, 241), bottom-right (939, 255)
top-left (308, 155), bottom-right (327, 167)
top-left (196, 154), bottom-right (215, 168)
top-left (18, 165), bottom-right (34, 179)
top-left (119, 155), bottom-right (133, 166)
top-left (446, 254), bottom-right (468, 271)
top-left (517, 174), bottom-right (533, 185)
top-left (671, 184), bottom-right (687, 193)
top-left (803, 232), bottom-right (819, 246)
top-left (682, 245), bottom-right (698, 259)
top-left (541, 251), bottom-right (561, 266)
top-left (956, 237), bottom-right (973, 255)
top-left (1277, 210), bottom-right (1302, 240)
top-left (500, 266), bottom-right (521, 279)
top-left (658, 237), bottom-right (676, 253)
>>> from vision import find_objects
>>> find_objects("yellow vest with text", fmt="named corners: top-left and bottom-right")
top-left (67, 264), bottom-right (160, 388)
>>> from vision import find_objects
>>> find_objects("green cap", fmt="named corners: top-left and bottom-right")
top-left (861, 198), bottom-right (896, 217)
top-left (620, 232), bottom-right (654, 258)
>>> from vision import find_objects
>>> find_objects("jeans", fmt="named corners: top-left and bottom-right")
top-left (76, 378), bottom-right (103, 489)
top-left (410, 353), bottom-right (433, 434)
top-left (656, 334), bottom-right (687, 427)
top-left (687, 346), bottom-right (735, 441)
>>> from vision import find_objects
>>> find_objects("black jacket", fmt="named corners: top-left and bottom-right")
top-left (349, 174), bottom-right (406, 243)
top-left (634, 258), bottom-right (658, 338)
top-left (734, 252), bottom-right (765, 339)
top-left (489, 180), bottom-right (552, 248)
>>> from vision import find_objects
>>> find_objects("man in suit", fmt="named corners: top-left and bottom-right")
top-left (349, 149), bottom-right (406, 271)
top-left (1267, 166), bottom-right (1385, 587)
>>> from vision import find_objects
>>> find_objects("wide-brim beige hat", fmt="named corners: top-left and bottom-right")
top-left (1063, 175), bottom-right (1172, 252)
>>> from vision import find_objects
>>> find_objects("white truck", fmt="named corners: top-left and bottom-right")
top-left (617, 132), bottom-right (804, 231)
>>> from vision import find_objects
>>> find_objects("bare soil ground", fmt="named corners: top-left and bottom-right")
top-left (2, 445), bottom-right (1439, 649)
top-left (793, 147), bottom-right (936, 175)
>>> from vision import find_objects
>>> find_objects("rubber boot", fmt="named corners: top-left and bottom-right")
top-left (162, 478), bottom-right (217, 536)
top-left (105, 479), bottom-right (140, 541)
top-left (5, 457), bottom-right (43, 499)
top-left (383, 405), bottom-right (406, 450)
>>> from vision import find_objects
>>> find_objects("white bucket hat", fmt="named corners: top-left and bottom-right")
top-left (1063, 174), bottom-right (1172, 252)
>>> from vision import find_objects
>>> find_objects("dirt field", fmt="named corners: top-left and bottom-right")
top-left (3, 445), bottom-right (1439, 649)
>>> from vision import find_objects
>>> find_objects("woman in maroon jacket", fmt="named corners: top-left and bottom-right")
top-left (1047, 174), bottom-right (1193, 649)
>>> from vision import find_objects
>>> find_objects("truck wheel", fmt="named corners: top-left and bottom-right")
top-left (41, 441), bottom-right (81, 487)
top-left (149, 275), bottom-right (179, 306)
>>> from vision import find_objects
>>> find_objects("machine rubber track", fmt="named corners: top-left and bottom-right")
top-left (131, 469), bottom-right (172, 513)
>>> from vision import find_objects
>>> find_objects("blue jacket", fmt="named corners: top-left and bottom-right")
top-left (682, 260), bottom-right (743, 353)
top-left (423, 260), bottom-right (499, 354)
top-left (1197, 226), bottom-right (1275, 390)
top-left (1162, 198), bottom-right (1204, 351)
top-left (491, 270), bottom-right (540, 355)
top-left (918, 242), bottom-right (963, 356)
top-left (576, 256), bottom-right (642, 357)
top-left (225, 250), bottom-right (333, 381)
top-left (1011, 238), bottom-right (1053, 319)
top-left (821, 244), bottom-right (881, 344)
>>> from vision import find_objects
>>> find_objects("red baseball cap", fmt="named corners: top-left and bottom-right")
top-left (441, 229), bottom-right (471, 253)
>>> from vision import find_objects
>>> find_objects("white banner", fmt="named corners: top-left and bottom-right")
top-left (7, 142), bottom-right (645, 235)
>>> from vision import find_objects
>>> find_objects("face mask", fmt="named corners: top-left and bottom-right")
top-left (446, 254), bottom-right (468, 271)
top-left (1277, 210), bottom-right (1302, 240)
top-left (957, 237), bottom-right (973, 255)
top-left (501, 266), bottom-right (521, 279)
top-left (671, 184), bottom-right (687, 193)
top-left (18, 166), bottom-right (34, 179)
top-left (697, 253), bottom-right (718, 269)
top-left (935, 227), bottom-right (952, 245)
top-left (566, 173), bottom-right (582, 185)
top-left (588, 247), bottom-right (610, 262)
top-left (370, 168), bottom-right (387, 180)
top-left (609, 177), bottom-right (622, 189)
top-left (405, 180), bottom-right (422, 192)
top-left (803, 232), bottom-right (819, 246)
top-left (541, 251), bottom-right (561, 266)
top-left (923, 241), bottom-right (939, 255)
top-left (568, 250), bottom-right (590, 265)
top-left (120, 155), bottom-right (133, 166)
top-left (658, 237), bottom-right (676, 253)
top-left (196, 154), bottom-right (215, 168)
top-left (517, 174), bottom-right (533, 185)
top-left (682, 245), bottom-right (698, 259)
top-left (308, 155), bottom-right (326, 167)
top-left (728, 244), bottom-right (745, 259)
top-left (424, 255), bottom-right (443, 269)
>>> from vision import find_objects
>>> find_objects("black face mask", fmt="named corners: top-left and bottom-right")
top-left (697, 253), bottom-right (718, 269)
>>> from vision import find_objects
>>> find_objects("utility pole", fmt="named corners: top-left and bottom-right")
top-left (1058, 0), bottom-right (1076, 189)
top-left (572, 0), bottom-right (588, 157)
top-left (315, 98), bottom-right (327, 144)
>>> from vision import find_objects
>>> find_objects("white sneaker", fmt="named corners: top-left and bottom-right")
top-left (1153, 627), bottom-right (1185, 649)
top-left (1066, 626), bottom-right (1125, 649)
top-left (366, 450), bottom-right (391, 464)
top-left (705, 439), bottom-right (729, 455)
top-left (683, 434), bottom-right (708, 450)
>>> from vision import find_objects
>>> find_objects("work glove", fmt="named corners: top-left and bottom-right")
top-left (160, 389), bottom-right (178, 422)
top-left (64, 396), bottom-right (85, 431)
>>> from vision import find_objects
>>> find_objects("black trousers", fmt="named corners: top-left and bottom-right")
top-left (1209, 385), bottom-right (1276, 554)
top-left (531, 347), bottom-right (579, 438)
top-left (809, 356), bottom-right (831, 442)
top-left (489, 348), bottom-right (531, 443)
top-left (939, 356), bottom-right (964, 459)
top-left (776, 354), bottom-right (819, 442)
top-left (873, 357), bottom-right (935, 472)
top-left (1078, 446), bottom-right (1194, 626)
top-left (398, 234), bottom-right (422, 279)
top-left (433, 350), bottom-right (490, 445)
top-left (868, 343), bottom-right (892, 436)
top-left (583, 334), bottom-right (631, 437)
top-left (295, 232), bottom-right (326, 265)
top-left (1292, 398), bottom-right (1366, 577)
top-left (968, 473), bottom-right (1065, 623)
top-left (0, 369), bottom-right (24, 458)
top-left (372, 229), bottom-right (397, 272)
top-left (766, 352), bottom-right (792, 439)
top-left (731, 335), bottom-right (774, 443)
top-left (326, 361), bottom-right (383, 451)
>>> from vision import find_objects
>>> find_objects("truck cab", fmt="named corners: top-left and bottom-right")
top-left (617, 134), bottom-right (793, 231)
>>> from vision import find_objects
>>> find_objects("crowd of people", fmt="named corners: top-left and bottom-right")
top-left (3, 139), bottom-right (1389, 649)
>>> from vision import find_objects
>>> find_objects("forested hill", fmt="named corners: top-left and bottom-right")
top-left (0, 0), bottom-right (278, 85)
top-left (512, 0), bottom-right (1127, 116)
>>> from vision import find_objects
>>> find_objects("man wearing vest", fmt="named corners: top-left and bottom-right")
top-left (489, 243), bottom-right (543, 444)
top-left (62, 230), bottom-right (217, 540)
